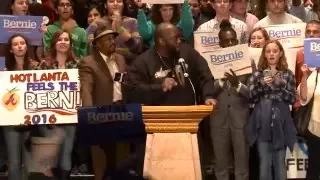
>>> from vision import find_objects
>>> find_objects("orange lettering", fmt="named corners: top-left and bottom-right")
top-left (61, 72), bottom-right (69, 81)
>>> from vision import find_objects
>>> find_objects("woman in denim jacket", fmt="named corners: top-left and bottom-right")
top-left (247, 40), bottom-right (297, 180)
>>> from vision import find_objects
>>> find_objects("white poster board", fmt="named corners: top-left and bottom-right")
top-left (0, 69), bottom-right (80, 125)
top-left (202, 44), bottom-right (251, 79)
top-left (286, 143), bottom-right (308, 179)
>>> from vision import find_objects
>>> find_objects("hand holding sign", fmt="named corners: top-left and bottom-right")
top-left (301, 64), bottom-right (311, 77)
top-left (224, 69), bottom-right (239, 87)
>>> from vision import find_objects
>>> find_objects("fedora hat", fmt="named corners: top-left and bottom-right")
top-left (93, 29), bottom-right (119, 44)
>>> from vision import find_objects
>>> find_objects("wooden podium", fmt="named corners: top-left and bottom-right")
top-left (142, 105), bottom-right (213, 180)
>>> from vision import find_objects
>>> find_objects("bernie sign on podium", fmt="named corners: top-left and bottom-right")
top-left (77, 104), bottom-right (146, 144)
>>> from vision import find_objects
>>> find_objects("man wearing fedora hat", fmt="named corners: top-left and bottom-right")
top-left (79, 25), bottom-right (130, 180)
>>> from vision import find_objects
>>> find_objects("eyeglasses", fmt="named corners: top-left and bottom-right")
top-left (58, 3), bottom-right (72, 8)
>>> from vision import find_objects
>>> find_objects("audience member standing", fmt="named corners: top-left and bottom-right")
top-left (197, 0), bottom-right (248, 44)
top-left (4, 34), bottom-right (36, 180)
top-left (298, 64), bottom-right (320, 180)
top-left (87, 0), bottom-right (144, 64)
top-left (189, 0), bottom-right (211, 30)
top-left (247, 40), bottom-right (296, 180)
top-left (43, 0), bottom-right (88, 58)
top-left (135, 0), bottom-right (193, 46)
top-left (254, 0), bottom-right (302, 28)
top-left (79, 26), bottom-right (129, 180)
top-left (289, 0), bottom-right (307, 21)
top-left (294, 20), bottom-right (320, 109)
top-left (231, 0), bottom-right (259, 33)
top-left (210, 20), bottom-right (250, 180)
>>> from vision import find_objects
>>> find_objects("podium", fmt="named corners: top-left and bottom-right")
top-left (142, 105), bottom-right (213, 180)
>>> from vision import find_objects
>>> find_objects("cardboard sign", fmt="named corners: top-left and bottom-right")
top-left (202, 44), bottom-right (251, 79)
top-left (0, 69), bottom-right (80, 126)
top-left (264, 23), bottom-right (306, 49)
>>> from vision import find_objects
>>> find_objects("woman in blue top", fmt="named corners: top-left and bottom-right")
top-left (135, 0), bottom-right (193, 46)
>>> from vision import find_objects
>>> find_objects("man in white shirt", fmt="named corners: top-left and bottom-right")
top-left (254, 0), bottom-right (303, 28)
top-left (196, 0), bottom-right (248, 44)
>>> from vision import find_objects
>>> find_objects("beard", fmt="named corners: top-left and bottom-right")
top-left (166, 46), bottom-right (180, 60)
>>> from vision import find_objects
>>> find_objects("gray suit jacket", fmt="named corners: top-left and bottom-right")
top-left (210, 75), bottom-right (250, 129)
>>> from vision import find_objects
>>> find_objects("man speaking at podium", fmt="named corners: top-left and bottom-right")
top-left (127, 22), bottom-right (216, 106)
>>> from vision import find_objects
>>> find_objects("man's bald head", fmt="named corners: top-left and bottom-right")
top-left (154, 22), bottom-right (178, 46)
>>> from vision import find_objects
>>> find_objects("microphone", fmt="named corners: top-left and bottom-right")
top-left (178, 58), bottom-right (189, 78)
top-left (178, 58), bottom-right (197, 105)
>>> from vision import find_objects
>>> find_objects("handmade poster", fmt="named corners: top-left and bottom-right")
top-left (304, 38), bottom-right (320, 67)
top-left (0, 15), bottom-right (47, 46)
top-left (202, 44), bottom-right (251, 79)
top-left (0, 69), bottom-right (80, 125)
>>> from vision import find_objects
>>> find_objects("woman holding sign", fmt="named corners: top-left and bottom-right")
top-left (4, 34), bottom-right (36, 180)
top-left (36, 30), bottom-right (79, 180)
top-left (298, 64), bottom-right (320, 179)
top-left (247, 40), bottom-right (296, 180)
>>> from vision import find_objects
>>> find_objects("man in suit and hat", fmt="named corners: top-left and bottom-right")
top-left (79, 25), bottom-right (130, 180)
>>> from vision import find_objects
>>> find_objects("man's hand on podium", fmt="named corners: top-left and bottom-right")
top-left (162, 78), bottom-right (178, 92)
top-left (204, 98), bottom-right (217, 106)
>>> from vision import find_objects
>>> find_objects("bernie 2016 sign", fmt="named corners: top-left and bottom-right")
top-left (0, 69), bottom-right (80, 125)
top-left (0, 15), bottom-right (46, 46)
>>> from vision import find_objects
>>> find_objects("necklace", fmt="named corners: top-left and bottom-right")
top-left (156, 51), bottom-right (176, 78)
top-left (157, 51), bottom-right (172, 69)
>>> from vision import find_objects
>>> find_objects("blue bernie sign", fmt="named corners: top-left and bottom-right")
top-left (77, 104), bottom-right (146, 145)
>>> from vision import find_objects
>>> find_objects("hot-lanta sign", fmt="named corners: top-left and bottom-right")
top-left (0, 69), bottom-right (80, 126)
top-left (202, 44), bottom-right (251, 79)
top-left (264, 23), bottom-right (306, 49)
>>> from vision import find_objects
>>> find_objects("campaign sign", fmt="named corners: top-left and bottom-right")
top-left (264, 23), bottom-right (306, 49)
top-left (0, 69), bottom-right (80, 125)
top-left (286, 142), bottom-right (308, 179)
top-left (194, 31), bottom-right (220, 57)
top-left (202, 44), bottom-right (251, 79)
top-left (77, 104), bottom-right (145, 144)
top-left (304, 38), bottom-right (320, 67)
top-left (0, 15), bottom-right (45, 46)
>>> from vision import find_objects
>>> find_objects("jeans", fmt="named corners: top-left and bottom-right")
top-left (39, 125), bottom-right (76, 171)
top-left (3, 126), bottom-right (31, 180)
top-left (257, 141), bottom-right (286, 180)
